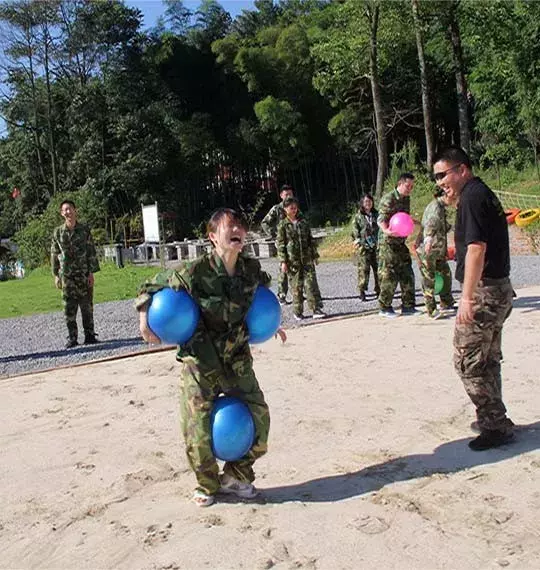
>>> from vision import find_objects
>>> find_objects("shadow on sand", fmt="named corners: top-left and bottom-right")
top-left (0, 337), bottom-right (144, 364)
top-left (259, 421), bottom-right (540, 504)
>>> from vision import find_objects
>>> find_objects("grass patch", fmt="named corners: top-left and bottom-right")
top-left (0, 262), bottom-right (160, 319)
top-left (318, 226), bottom-right (356, 261)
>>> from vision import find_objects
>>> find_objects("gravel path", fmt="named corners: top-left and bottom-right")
top-left (2, 255), bottom-right (539, 378)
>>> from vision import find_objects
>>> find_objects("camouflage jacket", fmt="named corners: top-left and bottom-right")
top-left (417, 197), bottom-right (449, 259)
top-left (276, 217), bottom-right (319, 270)
top-left (135, 251), bottom-right (271, 370)
top-left (377, 188), bottom-right (410, 246)
top-left (261, 201), bottom-right (287, 238)
top-left (352, 209), bottom-right (379, 250)
top-left (51, 222), bottom-right (100, 280)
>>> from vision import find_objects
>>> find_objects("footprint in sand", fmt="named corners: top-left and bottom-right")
top-left (348, 514), bottom-right (390, 535)
top-left (199, 514), bottom-right (224, 528)
top-left (109, 520), bottom-right (131, 536)
top-left (74, 461), bottom-right (95, 473)
top-left (143, 523), bottom-right (172, 546)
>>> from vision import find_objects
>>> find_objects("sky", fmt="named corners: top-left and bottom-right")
top-left (0, 1), bottom-right (258, 137)
top-left (126, 0), bottom-right (258, 28)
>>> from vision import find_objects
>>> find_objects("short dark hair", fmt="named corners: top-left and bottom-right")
top-left (60, 200), bottom-right (76, 210)
top-left (280, 184), bottom-right (293, 193)
top-left (283, 196), bottom-right (299, 208)
top-left (206, 208), bottom-right (248, 236)
top-left (434, 187), bottom-right (445, 198)
top-left (433, 146), bottom-right (472, 169)
top-left (397, 173), bottom-right (415, 184)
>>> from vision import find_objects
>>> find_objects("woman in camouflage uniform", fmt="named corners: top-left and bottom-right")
top-left (136, 208), bottom-right (286, 507)
top-left (276, 197), bottom-right (326, 320)
top-left (352, 194), bottom-right (380, 301)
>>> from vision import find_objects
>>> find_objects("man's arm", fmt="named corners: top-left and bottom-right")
top-left (377, 198), bottom-right (398, 238)
top-left (261, 205), bottom-right (278, 237)
top-left (50, 230), bottom-right (62, 289)
top-left (457, 241), bottom-right (486, 324)
top-left (86, 227), bottom-right (100, 274)
top-left (51, 230), bottom-right (60, 277)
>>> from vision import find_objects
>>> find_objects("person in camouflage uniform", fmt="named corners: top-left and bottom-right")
top-left (137, 208), bottom-right (286, 507)
top-left (51, 200), bottom-right (100, 348)
top-left (352, 194), bottom-right (380, 301)
top-left (276, 196), bottom-right (325, 320)
top-left (261, 184), bottom-right (294, 304)
top-left (377, 173), bottom-right (416, 317)
top-left (415, 189), bottom-right (455, 319)
top-left (434, 146), bottom-right (514, 451)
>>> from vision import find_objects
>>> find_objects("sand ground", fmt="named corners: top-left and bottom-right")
top-left (1, 288), bottom-right (539, 570)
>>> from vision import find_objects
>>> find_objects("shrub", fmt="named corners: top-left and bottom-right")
top-left (13, 190), bottom-right (107, 270)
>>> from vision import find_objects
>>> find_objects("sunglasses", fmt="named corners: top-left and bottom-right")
top-left (433, 164), bottom-right (461, 182)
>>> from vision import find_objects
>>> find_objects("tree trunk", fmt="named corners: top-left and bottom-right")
top-left (21, 22), bottom-right (49, 193)
top-left (411, 0), bottom-right (434, 169)
top-left (448, 1), bottom-right (471, 155)
top-left (367, 2), bottom-right (387, 200)
top-left (42, 21), bottom-right (58, 195)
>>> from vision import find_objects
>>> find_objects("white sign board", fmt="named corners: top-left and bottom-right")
top-left (142, 203), bottom-right (160, 243)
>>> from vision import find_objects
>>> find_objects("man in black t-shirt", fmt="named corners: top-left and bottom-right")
top-left (433, 146), bottom-right (514, 451)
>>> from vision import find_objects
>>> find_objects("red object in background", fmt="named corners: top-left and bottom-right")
top-left (505, 208), bottom-right (520, 225)
top-left (447, 245), bottom-right (456, 261)
top-left (11, 187), bottom-right (21, 199)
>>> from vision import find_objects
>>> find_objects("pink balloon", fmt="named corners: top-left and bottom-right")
top-left (389, 212), bottom-right (414, 237)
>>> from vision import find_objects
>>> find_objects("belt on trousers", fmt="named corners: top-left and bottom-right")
top-left (477, 277), bottom-right (510, 287)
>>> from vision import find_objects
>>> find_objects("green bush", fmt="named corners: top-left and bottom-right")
top-left (13, 190), bottom-right (107, 270)
top-left (91, 228), bottom-right (109, 245)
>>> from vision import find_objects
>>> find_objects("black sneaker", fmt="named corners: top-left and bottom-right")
top-left (379, 307), bottom-right (398, 319)
top-left (468, 429), bottom-right (515, 451)
top-left (401, 307), bottom-right (419, 316)
top-left (359, 292), bottom-right (366, 302)
top-left (84, 334), bottom-right (99, 345)
top-left (293, 313), bottom-right (304, 321)
top-left (65, 339), bottom-right (79, 349)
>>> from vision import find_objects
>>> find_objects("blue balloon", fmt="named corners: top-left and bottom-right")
top-left (210, 396), bottom-right (255, 461)
top-left (147, 288), bottom-right (199, 345)
top-left (246, 285), bottom-right (282, 344)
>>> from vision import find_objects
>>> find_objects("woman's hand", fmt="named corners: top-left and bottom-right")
top-left (139, 308), bottom-right (161, 344)
top-left (275, 327), bottom-right (287, 343)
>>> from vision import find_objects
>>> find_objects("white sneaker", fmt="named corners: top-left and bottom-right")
top-left (312, 309), bottom-right (326, 319)
top-left (219, 474), bottom-right (259, 499)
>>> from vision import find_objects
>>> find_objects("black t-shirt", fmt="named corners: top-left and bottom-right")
top-left (454, 177), bottom-right (510, 283)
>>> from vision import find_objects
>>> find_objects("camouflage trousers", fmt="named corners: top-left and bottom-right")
top-left (179, 356), bottom-right (270, 496)
top-left (417, 252), bottom-right (454, 314)
top-left (61, 276), bottom-right (95, 341)
top-left (377, 241), bottom-right (415, 309)
top-left (289, 263), bottom-right (323, 316)
top-left (277, 264), bottom-right (289, 301)
top-left (357, 246), bottom-right (380, 293)
top-left (454, 280), bottom-right (514, 432)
